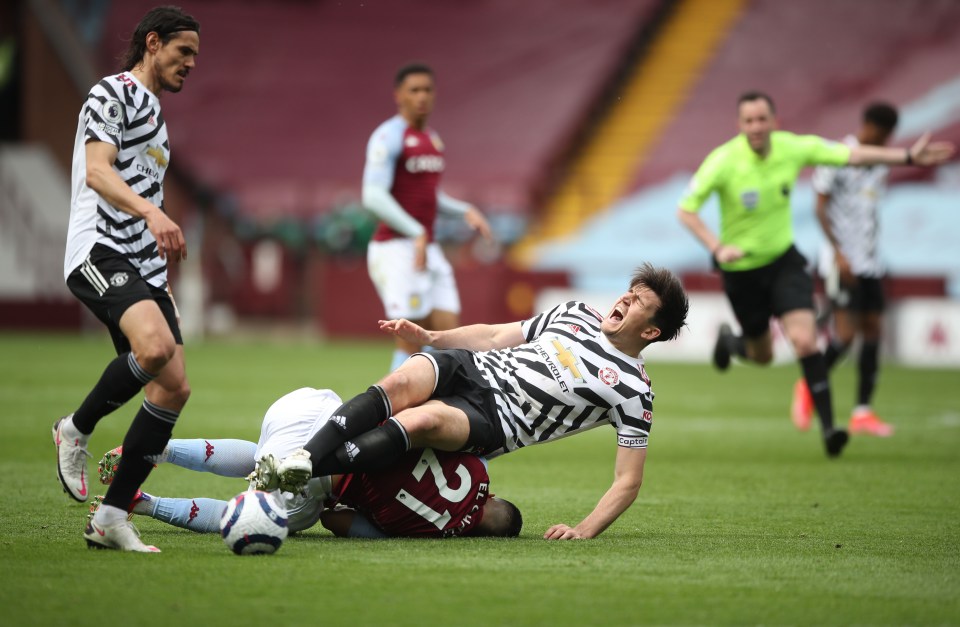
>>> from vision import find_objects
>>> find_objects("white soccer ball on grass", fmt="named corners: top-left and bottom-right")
top-left (219, 490), bottom-right (288, 555)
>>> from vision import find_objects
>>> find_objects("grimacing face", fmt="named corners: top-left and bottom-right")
top-left (395, 72), bottom-right (435, 124)
top-left (601, 285), bottom-right (662, 349)
top-left (153, 30), bottom-right (199, 93)
top-left (738, 98), bottom-right (776, 155)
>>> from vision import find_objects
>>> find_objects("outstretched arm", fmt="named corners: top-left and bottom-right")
top-left (379, 318), bottom-right (525, 351)
top-left (544, 446), bottom-right (646, 540)
top-left (848, 132), bottom-right (955, 167)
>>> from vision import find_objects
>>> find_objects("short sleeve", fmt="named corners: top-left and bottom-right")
top-left (520, 301), bottom-right (578, 342)
top-left (362, 121), bottom-right (403, 189)
top-left (794, 134), bottom-right (850, 167)
top-left (678, 147), bottom-right (726, 212)
top-left (83, 81), bottom-right (125, 148)
top-left (611, 393), bottom-right (653, 449)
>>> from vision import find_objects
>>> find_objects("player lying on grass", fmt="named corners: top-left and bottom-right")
top-left (266, 263), bottom-right (689, 540)
top-left (91, 387), bottom-right (522, 538)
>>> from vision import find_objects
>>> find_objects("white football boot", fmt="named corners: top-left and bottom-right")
top-left (84, 515), bottom-right (160, 552)
top-left (246, 454), bottom-right (281, 491)
top-left (277, 449), bottom-right (313, 493)
top-left (53, 415), bottom-right (92, 502)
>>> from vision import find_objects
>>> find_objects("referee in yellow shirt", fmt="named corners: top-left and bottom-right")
top-left (677, 91), bottom-right (954, 457)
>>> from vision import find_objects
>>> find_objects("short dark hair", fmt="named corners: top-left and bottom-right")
top-left (738, 90), bottom-right (776, 114)
top-left (120, 6), bottom-right (200, 72)
top-left (863, 102), bottom-right (899, 132)
top-left (473, 497), bottom-right (523, 537)
top-left (630, 263), bottom-right (689, 343)
top-left (395, 62), bottom-right (434, 87)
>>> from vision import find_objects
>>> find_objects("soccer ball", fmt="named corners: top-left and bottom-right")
top-left (219, 490), bottom-right (289, 555)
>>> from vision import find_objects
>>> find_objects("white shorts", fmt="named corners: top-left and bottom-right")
top-left (367, 238), bottom-right (461, 320)
top-left (254, 387), bottom-right (342, 532)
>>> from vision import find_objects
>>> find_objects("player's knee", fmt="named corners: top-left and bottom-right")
top-left (396, 410), bottom-right (443, 440)
top-left (380, 363), bottom-right (431, 409)
top-left (135, 336), bottom-right (177, 372)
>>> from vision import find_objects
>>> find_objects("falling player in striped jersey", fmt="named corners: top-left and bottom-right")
top-left (791, 103), bottom-right (901, 437)
top-left (363, 63), bottom-right (493, 372)
top-left (52, 6), bottom-right (199, 552)
top-left (271, 264), bottom-right (689, 539)
top-left (91, 388), bottom-right (522, 539)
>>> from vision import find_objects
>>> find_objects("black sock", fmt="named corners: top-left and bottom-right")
top-left (72, 352), bottom-right (155, 435)
top-left (303, 386), bottom-right (391, 471)
top-left (311, 418), bottom-right (410, 476)
top-left (799, 353), bottom-right (835, 432)
top-left (858, 341), bottom-right (880, 406)
top-left (724, 333), bottom-right (747, 358)
top-left (823, 340), bottom-right (849, 371)
top-left (102, 400), bottom-right (177, 510)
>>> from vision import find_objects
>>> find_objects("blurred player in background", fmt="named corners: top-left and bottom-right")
top-left (677, 91), bottom-right (954, 457)
top-left (790, 103), bottom-right (901, 437)
top-left (93, 387), bottom-right (522, 538)
top-left (270, 264), bottom-right (688, 540)
top-left (54, 6), bottom-right (200, 552)
top-left (363, 62), bottom-right (493, 372)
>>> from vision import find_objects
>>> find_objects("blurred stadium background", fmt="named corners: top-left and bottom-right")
top-left (2, 0), bottom-right (959, 367)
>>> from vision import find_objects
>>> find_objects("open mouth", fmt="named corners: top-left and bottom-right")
top-left (609, 307), bottom-right (624, 323)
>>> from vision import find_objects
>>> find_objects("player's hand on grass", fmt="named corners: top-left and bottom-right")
top-left (909, 132), bottom-right (956, 166)
top-left (379, 318), bottom-right (434, 346)
top-left (464, 206), bottom-right (494, 241)
top-left (146, 209), bottom-right (187, 262)
top-left (413, 233), bottom-right (428, 271)
top-left (714, 243), bottom-right (745, 264)
top-left (543, 523), bottom-right (586, 540)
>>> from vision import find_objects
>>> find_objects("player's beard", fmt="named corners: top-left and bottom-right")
top-left (156, 59), bottom-right (185, 94)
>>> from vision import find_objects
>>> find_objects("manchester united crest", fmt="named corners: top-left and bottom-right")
top-left (598, 367), bottom-right (619, 386)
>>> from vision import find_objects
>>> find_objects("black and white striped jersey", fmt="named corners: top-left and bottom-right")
top-left (812, 134), bottom-right (887, 278)
top-left (472, 301), bottom-right (655, 456)
top-left (65, 72), bottom-right (171, 288)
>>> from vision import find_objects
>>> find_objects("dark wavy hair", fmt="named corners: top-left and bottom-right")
top-left (630, 263), bottom-right (689, 343)
top-left (120, 6), bottom-right (200, 72)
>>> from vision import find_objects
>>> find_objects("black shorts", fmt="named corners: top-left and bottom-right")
top-left (66, 243), bottom-right (183, 355)
top-left (413, 349), bottom-right (505, 455)
top-left (721, 245), bottom-right (814, 338)
top-left (827, 275), bottom-right (885, 313)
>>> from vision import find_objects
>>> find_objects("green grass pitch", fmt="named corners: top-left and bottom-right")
top-left (1, 332), bottom-right (957, 626)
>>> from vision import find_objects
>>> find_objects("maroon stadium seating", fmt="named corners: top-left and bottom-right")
top-left (99, 0), bottom-right (663, 221)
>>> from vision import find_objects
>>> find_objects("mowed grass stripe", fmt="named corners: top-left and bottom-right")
top-left (0, 333), bottom-right (957, 626)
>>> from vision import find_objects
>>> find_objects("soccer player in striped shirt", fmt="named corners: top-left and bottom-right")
top-left (791, 103), bottom-right (901, 437)
top-left (53, 6), bottom-right (200, 552)
top-left (271, 264), bottom-right (689, 540)
top-left (677, 91), bottom-right (954, 457)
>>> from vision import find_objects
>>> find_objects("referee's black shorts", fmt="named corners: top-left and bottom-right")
top-left (721, 245), bottom-right (814, 338)
top-left (66, 243), bottom-right (183, 355)
top-left (411, 349), bottom-right (506, 456)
